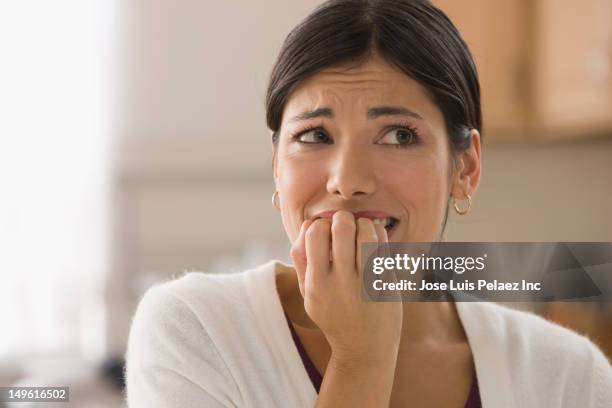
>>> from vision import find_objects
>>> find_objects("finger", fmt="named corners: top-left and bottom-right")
top-left (356, 217), bottom-right (378, 276)
top-left (331, 211), bottom-right (356, 271)
top-left (305, 218), bottom-right (331, 291)
top-left (373, 221), bottom-right (398, 301)
top-left (373, 220), bottom-right (390, 260)
top-left (290, 219), bottom-right (313, 297)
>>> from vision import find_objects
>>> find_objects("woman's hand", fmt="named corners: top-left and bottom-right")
top-left (290, 210), bottom-right (403, 364)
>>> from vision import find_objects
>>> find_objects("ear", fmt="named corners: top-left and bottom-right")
top-left (451, 129), bottom-right (482, 199)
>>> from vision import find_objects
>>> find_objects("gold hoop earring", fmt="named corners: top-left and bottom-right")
top-left (453, 193), bottom-right (472, 215)
top-left (271, 191), bottom-right (280, 211)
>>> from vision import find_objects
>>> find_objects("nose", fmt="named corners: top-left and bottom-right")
top-left (326, 143), bottom-right (376, 199)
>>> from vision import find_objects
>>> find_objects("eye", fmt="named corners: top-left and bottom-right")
top-left (378, 127), bottom-right (419, 147)
top-left (294, 128), bottom-right (332, 144)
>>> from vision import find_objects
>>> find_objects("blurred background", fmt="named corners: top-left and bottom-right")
top-left (0, 0), bottom-right (611, 406)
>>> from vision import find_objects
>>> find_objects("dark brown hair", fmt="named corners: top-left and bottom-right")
top-left (265, 0), bottom-right (481, 152)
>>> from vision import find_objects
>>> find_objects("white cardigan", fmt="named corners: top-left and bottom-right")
top-left (125, 260), bottom-right (612, 407)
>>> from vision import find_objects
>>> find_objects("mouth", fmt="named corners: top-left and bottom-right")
top-left (310, 210), bottom-right (400, 239)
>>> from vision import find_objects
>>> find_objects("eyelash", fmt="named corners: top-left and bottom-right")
top-left (289, 122), bottom-right (422, 148)
top-left (290, 125), bottom-right (331, 144)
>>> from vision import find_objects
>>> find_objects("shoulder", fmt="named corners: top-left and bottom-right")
top-left (153, 269), bottom-right (249, 309)
top-left (461, 301), bottom-right (602, 354)
top-left (125, 273), bottom-right (244, 407)
top-left (125, 262), bottom-right (278, 407)
top-left (127, 274), bottom-right (231, 362)
top-left (484, 302), bottom-right (605, 361)
top-left (127, 269), bottom-right (251, 360)
top-left (128, 259), bottom-right (282, 349)
top-left (130, 261), bottom-right (274, 340)
top-left (462, 302), bottom-right (612, 406)
top-left (127, 272), bottom-right (240, 341)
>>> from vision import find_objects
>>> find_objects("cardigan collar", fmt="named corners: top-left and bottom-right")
top-left (256, 260), bottom-right (516, 407)
top-left (456, 301), bottom-right (516, 407)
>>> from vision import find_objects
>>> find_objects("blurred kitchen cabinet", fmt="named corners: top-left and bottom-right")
top-left (434, 0), bottom-right (612, 140)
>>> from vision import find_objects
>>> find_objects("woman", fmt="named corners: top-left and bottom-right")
top-left (125, 1), bottom-right (612, 407)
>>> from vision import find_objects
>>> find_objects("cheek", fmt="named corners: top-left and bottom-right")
top-left (276, 154), bottom-right (327, 242)
top-left (380, 155), bottom-right (450, 236)
top-left (383, 162), bottom-right (443, 205)
top-left (381, 151), bottom-right (449, 199)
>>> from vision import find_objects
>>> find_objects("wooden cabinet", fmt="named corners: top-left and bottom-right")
top-left (434, 0), bottom-right (612, 141)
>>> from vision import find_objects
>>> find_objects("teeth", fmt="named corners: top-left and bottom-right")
top-left (373, 218), bottom-right (393, 227)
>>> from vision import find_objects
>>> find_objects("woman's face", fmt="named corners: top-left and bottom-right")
top-left (274, 55), bottom-right (480, 243)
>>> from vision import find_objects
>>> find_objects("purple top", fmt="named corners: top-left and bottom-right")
top-left (285, 313), bottom-right (481, 407)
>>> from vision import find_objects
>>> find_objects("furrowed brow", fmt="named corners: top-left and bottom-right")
top-left (367, 106), bottom-right (423, 120)
top-left (288, 106), bottom-right (422, 122)
top-left (289, 107), bottom-right (334, 123)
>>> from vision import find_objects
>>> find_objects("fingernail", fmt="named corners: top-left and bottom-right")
top-left (372, 219), bottom-right (382, 225)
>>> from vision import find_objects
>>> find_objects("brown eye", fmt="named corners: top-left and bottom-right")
top-left (297, 129), bottom-right (331, 144)
top-left (378, 127), bottom-right (417, 146)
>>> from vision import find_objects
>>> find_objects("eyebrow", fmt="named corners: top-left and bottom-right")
top-left (289, 107), bottom-right (333, 123)
top-left (367, 106), bottom-right (423, 120)
top-left (288, 105), bottom-right (422, 122)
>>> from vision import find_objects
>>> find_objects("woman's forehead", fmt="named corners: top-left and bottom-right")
top-left (283, 57), bottom-right (442, 124)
